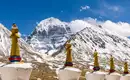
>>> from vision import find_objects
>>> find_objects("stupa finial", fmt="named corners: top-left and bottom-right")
top-left (123, 59), bottom-right (129, 74)
top-left (9, 23), bottom-right (21, 62)
top-left (93, 49), bottom-right (100, 71)
top-left (109, 55), bottom-right (115, 73)
top-left (64, 40), bottom-right (73, 67)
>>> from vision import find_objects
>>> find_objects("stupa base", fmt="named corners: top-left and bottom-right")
top-left (109, 69), bottom-right (115, 73)
top-left (86, 71), bottom-right (106, 80)
top-left (57, 67), bottom-right (81, 80)
top-left (93, 66), bottom-right (100, 71)
top-left (9, 56), bottom-right (21, 62)
top-left (105, 72), bottom-right (121, 80)
top-left (0, 63), bottom-right (32, 80)
top-left (64, 62), bottom-right (73, 66)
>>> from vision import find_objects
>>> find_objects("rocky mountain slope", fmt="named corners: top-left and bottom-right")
top-left (0, 24), bottom-right (46, 62)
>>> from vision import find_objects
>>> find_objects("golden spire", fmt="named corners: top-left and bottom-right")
top-left (9, 23), bottom-right (21, 62)
top-left (64, 40), bottom-right (73, 67)
top-left (109, 55), bottom-right (115, 73)
top-left (93, 49), bottom-right (100, 71)
top-left (123, 59), bottom-right (129, 74)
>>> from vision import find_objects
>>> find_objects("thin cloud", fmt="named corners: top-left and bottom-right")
top-left (99, 16), bottom-right (102, 19)
top-left (110, 6), bottom-right (119, 12)
top-left (70, 17), bottom-right (130, 37)
top-left (88, 1), bottom-right (124, 19)
top-left (102, 2), bottom-right (121, 12)
top-left (80, 5), bottom-right (90, 11)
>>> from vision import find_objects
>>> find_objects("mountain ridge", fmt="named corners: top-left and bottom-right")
top-left (25, 18), bottom-right (130, 70)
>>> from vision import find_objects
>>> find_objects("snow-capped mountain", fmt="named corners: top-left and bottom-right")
top-left (0, 24), bottom-right (46, 62)
top-left (27, 18), bottom-right (130, 69)
top-left (27, 17), bottom-right (71, 55)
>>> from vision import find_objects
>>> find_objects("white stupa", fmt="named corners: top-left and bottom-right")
top-left (57, 40), bottom-right (81, 80)
top-left (105, 55), bottom-right (121, 80)
top-left (105, 72), bottom-right (121, 80)
top-left (86, 71), bottom-right (107, 80)
top-left (0, 23), bottom-right (33, 80)
top-left (58, 67), bottom-right (81, 80)
top-left (120, 74), bottom-right (130, 80)
top-left (0, 63), bottom-right (32, 80)
top-left (86, 50), bottom-right (106, 80)
top-left (120, 60), bottom-right (130, 80)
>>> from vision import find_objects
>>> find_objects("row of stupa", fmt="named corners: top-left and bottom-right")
top-left (58, 40), bottom-right (130, 80)
top-left (0, 23), bottom-right (130, 80)
top-left (85, 50), bottom-right (130, 80)
top-left (58, 33), bottom-right (130, 80)
top-left (93, 49), bottom-right (129, 74)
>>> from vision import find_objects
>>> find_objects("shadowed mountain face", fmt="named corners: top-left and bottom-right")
top-left (26, 17), bottom-right (71, 55)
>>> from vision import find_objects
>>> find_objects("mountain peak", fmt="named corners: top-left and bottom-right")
top-left (39, 17), bottom-right (62, 25)
top-left (35, 17), bottom-right (66, 33)
top-left (44, 17), bottom-right (60, 22)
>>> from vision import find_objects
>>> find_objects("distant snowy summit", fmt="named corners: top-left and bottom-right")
top-left (26, 17), bottom-right (72, 55)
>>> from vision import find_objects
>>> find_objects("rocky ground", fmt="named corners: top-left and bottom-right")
top-left (30, 62), bottom-right (91, 80)
top-left (30, 62), bottom-right (58, 80)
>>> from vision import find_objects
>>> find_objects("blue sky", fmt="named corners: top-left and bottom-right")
top-left (0, 0), bottom-right (130, 35)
